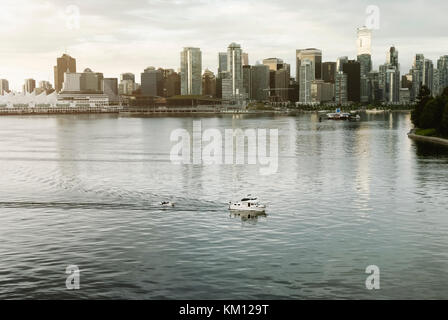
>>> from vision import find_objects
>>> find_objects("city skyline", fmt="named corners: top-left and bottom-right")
top-left (0, 0), bottom-right (447, 90)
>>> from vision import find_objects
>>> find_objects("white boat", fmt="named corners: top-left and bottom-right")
top-left (159, 201), bottom-right (174, 207)
top-left (228, 195), bottom-right (266, 213)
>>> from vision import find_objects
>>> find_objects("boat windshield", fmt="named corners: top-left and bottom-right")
top-left (241, 197), bottom-right (257, 201)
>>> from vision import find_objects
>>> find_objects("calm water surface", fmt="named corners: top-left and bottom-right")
top-left (0, 112), bottom-right (448, 299)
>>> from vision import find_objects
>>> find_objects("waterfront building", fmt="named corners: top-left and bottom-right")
top-left (399, 88), bottom-right (410, 104)
top-left (423, 59), bottom-right (434, 95)
top-left (202, 69), bottom-right (216, 97)
top-left (263, 58), bottom-right (290, 101)
top-left (121, 73), bottom-right (135, 83)
top-left (222, 43), bottom-right (246, 103)
top-left (250, 64), bottom-right (270, 101)
top-left (141, 67), bottom-right (163, 96)
top-left (299, 59), bottom-right (314, 103)
top-left (0, 79), bottom-right (10, 95)
top-left (357, 26), bottom-right (372, 56)
top-left (242, 65), bottom-right (252, 99)
top-left (160, 69), bottom-right (181, 97)
top-left (102, 78), bottom-right (119, 104)
top-left (322, 62), bottom-right (336, 83)
top-left (342, 60), bottom-right (361, 102)
top-left (54, 54), bottom-right (76, 92)
top-left (379, 63), bottom-right (400, 103)
top-left (218, 52), bottom-right (228, 77)
top-left (24, 78), bottom-right (36, 94)
top-left (242, 52), bottom-right (249, 66)
top-left (311, 80), bottom-right (334, 103)
top-left (368, 71), bottom-right (381, 103)
top-left (335, 71), bottom-right (348, 104)
top-left (296, 48), bottom-right (322, 83)
top-left (180, 47), bottom-right (202, 95)
top-left (336, 56), bottom-right (348, 72)
top-left (437, 55), bottom-right (448, 93)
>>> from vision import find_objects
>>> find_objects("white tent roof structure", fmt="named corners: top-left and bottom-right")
top-left (0, 91), bottom-right (58, 105)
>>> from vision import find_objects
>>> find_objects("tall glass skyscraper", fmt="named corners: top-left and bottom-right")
top-left (296, 48), bottom-right (322, 83)
top-left (180, 47), bottom-right (202, 95)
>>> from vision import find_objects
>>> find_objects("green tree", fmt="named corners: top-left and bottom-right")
top-left (411, 85), bottom-right (431, 127)
top-left (441, 102), bottom-right (448, 137)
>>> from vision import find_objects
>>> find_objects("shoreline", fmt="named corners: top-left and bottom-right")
top-left (407, 129), bottom-right (448, 146)
top-left (0, 107), bottom-right (411, 117)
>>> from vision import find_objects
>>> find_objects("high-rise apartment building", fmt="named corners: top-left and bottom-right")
top-left (299, 59), bottom-right (314, 103)
top-left (180, 47), bottom-right (202, 95)
top-left (0, 79), bottom-right (10, 95)
top-left (24, 78), bottom-right (36, 93)
top-left (222, 43), bottom-right (245, 103)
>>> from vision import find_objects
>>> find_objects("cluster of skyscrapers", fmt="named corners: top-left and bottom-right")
top-left (1, 26), bottom-right (447, 107)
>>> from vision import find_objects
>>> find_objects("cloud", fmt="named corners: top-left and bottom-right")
top-left (0, 0), bottom-right (447, 90)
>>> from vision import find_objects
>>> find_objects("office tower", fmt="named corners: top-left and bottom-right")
top-left (387, 46), bottom-right (399, 68)
top-left (437, 55), bottom-right (448, 93)
top-left (357, 54), bottom-right (372, 77)
top-left (202, 69), bottom-right (216, 97)
top-left (250, 64), bottom-right (270, 101)
top-left (263, 58), bottom-right (285, 71)
top-left (411, 54), bottom-right (425, 100)
top-left (336, 56), bottom-right (348, 72)
top-left (299, 59), bottom-right (314, 103)
top-left (335, 72), bottom-right (348, 104)
top-left (0, 79), bottom-right (10, 95)
top-left (423, 59), bottom-right (434, 95)
top-left (357, 54), bottom-right (372, 103)
top-left (62, 73), bottom-right (81, 92)
top-left (296, 48), bottom-right (322, 83)
top-left (180, 47), bottom-right (202, 95)
top-left (342, 60), bottom-right (361, 102)
top-left (141, 67), bottom-right (163, 96)
top-left (263, 58), bottom-right (290, 101)
top-left (102, 78), bottom-right (119, 104)
top-left (61, 68), bottom-right (102, 93)
top-left (399, 88), bottom-right (411, 104)
top-left (80, 68), bottom-right (103, 92)
top-left (242, 52), bottom-right (249, 66)
top-left (121, 73), bottom-right (135, 83)
top-left (242, 65), bottom-right (252, 99)
top-left (322, 62), bottom-right (336, 83)
top-left (357, 26), bottom-right (372, 56)
top-left (218, 52), bottom-right (228, 76)
top-left (379, 63), bottom-right (400, 103)
top-left (160, 69), bottom-right (180, 97)
top-left (38, 81), bottom-right (52, 90)
top-left (24, 78), bottom-right (36, 93)
top-left (311, 80), bottom-right (334, 103)
top-left (119, 73), bottom-right (136, 95)
top-left (54, 54), bottom-right (76, 92)
top-left (274, 68), bottom-right (290, 101)
top-left (223, 42), bottom-right (245, 102)
top-left (433, 69), bottom-right (440, 96)
top-left (368, 71), bottom-right (381, 102)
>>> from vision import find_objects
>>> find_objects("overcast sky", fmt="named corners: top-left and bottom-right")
top-left (0, 0), bottom-right (447, 90)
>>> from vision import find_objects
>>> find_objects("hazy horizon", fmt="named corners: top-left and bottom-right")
top-left (1, 0), bottom-right (447, 91)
